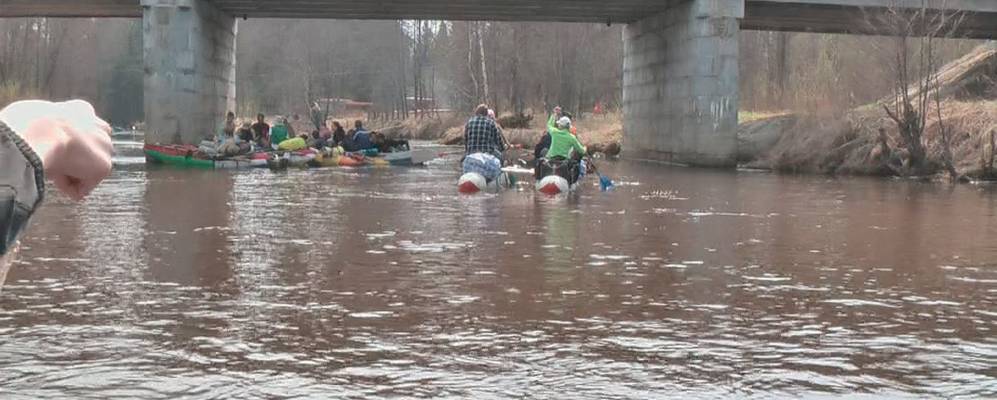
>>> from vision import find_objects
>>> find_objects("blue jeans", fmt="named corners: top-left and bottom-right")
top-left (462, 153), bottom-right (502, 181)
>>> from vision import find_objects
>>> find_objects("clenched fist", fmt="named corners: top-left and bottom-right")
top-left (0, 100), bottom-right (114, 200)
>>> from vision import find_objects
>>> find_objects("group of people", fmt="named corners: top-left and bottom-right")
top-left (462, 104), bottom-right (587, 183)
top-left (212, 112), bottom-right (377, 157)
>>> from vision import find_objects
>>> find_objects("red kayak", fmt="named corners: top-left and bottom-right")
top-left (144, 143), bottom-right (200, 157)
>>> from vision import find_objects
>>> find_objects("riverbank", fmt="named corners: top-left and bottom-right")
top-left (741, 44), bottom-right (997, 180)
top-left (740, 100), bottom-right (997, 178)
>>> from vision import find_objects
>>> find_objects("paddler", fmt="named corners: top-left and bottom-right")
top-left (269, 117), bottom-right (290, 149)
top-left (462, 104), bottom-right (505, 182)
top-left (344, 120), bottom-right (374, 153)
top-left (251, 113), bottom-right (270, 147)
top-left (534, 106), bottom-right (563, 159)
top-left (221, 111), bottom-right (236, 139)
top-left (331, 120), bottom-right (346, 148)
top-left (537, 112), bottom-right (587, 183)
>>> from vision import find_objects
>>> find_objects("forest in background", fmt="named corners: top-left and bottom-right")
top-left (0, 17), bottom-right (984, 126)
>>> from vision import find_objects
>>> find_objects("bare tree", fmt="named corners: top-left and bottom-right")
top-left (476, 22), bottom-right (490, 104)
top-left (869, 1), bottom-right (965, 178)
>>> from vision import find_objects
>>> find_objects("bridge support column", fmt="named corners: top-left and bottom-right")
top-left (142, 0), bottom-right (237, 145)
top-left (623, 0), bottom-right (742, 167)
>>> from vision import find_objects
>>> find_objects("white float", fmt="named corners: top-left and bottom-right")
top-left (536, 175), bottom-right (570, 195)
top-left (458, 172), bottom-right (488, 194)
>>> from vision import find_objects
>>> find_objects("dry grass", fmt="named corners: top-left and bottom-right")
top-left (752, 99), bottom-right (997, 176)
top-left (441, 111), bottom-right (624, 154)
top-left (934, 100), bottom-right (997, 177)
top-left (366, 112), bottom-right (466, 140)
top-left (739, 110), bottom-right (792, 124)
top-left (746, 44), bottom-right (997, 178)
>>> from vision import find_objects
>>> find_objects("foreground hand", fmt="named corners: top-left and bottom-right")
top-left (0, 100), bottom-right (114, 201)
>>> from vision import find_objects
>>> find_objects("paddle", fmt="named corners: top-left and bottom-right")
top-left (437, 150), bottom-right (465, 158)
top-left (586, 157), bottom-right (614, 191)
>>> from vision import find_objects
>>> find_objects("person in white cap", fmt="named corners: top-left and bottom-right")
top-left (536, 109), bottom-right (587, 182)
top-left (545, 115), bottom-right (586, 161)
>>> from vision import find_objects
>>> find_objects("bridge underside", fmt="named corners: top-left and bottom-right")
top-left (2, 0), bottom-right (995, 166)
top-left (3, 0), bottom-right (996, 37)
top-left (745, 1), bottom-right (997, 39)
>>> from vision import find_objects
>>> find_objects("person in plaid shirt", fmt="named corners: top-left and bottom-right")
top-left (462, 104), bottom-right (506, 181)
top-left (464, 104), bottom-right (505, 159)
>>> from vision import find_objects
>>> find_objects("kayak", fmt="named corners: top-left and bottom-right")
top-left (366, 139), bottom-right (435, 166)
top-left (145, 144), bottom-right (215, 169)
top-left (216, 159), bottom-right (268, 169)
top-left (267, 149), bottom-right (319, 170)
top-left (306, 142), bottom-right (435, 169)
top-left (145, 146), bottom-right (215, 169)
top-left (382, 148), bottom-right (437, 166)
top-left (145, 144), bottom-right (269, 169)
top-left (145, 143), bottom-right (199, 158)
top-left (339, 154), bottom-right (365, 167)
top-left (310, 151), bottom-right (367, 168)
top-left (145, 140), bottom-right (433, 171)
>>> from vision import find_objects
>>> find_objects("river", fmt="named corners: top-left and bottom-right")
top-left (0, 141), bottom-right (995, 399)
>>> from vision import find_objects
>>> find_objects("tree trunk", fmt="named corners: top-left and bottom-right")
top-left (466, 23), bottom-right (480, 105)
top-left (775, 32), bottom-right (789, 107)
top-left (397, 21), bottom-right (408, 119)
top-left (476, 22), bottom-right (490, 105)
top-left (510, 26), bottom-right (523, 115)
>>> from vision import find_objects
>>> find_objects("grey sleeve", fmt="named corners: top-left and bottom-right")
top-left (0, 121), bottom-right (45, 256)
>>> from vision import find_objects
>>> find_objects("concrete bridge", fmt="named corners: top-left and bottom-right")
top-left (3, 0), bottom-right (996, 166)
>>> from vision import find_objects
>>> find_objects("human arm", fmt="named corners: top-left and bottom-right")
top-left (571, 135), bottom-right (587, 157)
top-left (0, 122), bottom-right (44, 258)
top-left (0, 100), bottom-right (113, 256)
top-left (0, 100), bottom-right (113, 201)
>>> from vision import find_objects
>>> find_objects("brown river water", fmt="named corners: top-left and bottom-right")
top-left (1, 142), bottom-right (995, 399)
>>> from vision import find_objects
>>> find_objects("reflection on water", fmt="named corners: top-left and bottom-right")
top-left (1, 160), bottom-right (996, 399)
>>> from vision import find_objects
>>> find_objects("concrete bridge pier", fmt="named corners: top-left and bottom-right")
top-left (623, 0), bottom-right (742, 167)
top-left (142, 0), bottom-right (237, 145)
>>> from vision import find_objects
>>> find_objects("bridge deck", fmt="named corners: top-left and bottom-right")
top-left (1, 0), bottom-right (995, 37)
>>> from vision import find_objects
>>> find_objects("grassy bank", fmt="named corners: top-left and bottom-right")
top-left (742, 44), bottom-right (997, 180)
top-left (744, 100), bottom-right (997, 177)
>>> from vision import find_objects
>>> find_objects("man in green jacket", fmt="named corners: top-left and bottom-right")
top-left (545, 114), bottom-right (586, 160)
top-left (536, 113), bottom-right (587, 183)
